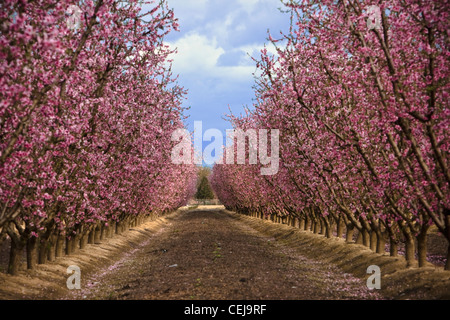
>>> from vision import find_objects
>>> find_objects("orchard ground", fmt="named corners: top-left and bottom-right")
top-left (0, 206), bottom-right (449, 300)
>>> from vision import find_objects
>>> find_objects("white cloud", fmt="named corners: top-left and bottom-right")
top-left (167, 32), bottom-right (258, 82)
top-left (161, 0), bottom-right (290, 124)
top-left (168, 32), bottom-right (224, 73)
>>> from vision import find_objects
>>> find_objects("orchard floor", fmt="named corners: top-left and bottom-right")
top-left (0, 206), bottom-right (449, 300)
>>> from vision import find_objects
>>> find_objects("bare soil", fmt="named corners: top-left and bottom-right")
top-left (0, 206), bottom-right (449, 300)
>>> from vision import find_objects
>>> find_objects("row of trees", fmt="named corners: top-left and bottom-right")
top-left (0, 0), bottom-right (197, 275)
top-left (211, 0), bottom-right (449, 270)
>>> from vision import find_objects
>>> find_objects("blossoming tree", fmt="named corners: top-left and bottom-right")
top-left (0, 0), bottom-right (196, 274)
top-left (212, 0), bottom-right (449, 270)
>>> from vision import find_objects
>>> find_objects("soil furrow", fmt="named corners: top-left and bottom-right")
top-left (68, 208), bottom-right (381, 300)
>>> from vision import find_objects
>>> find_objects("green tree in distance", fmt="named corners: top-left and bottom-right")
top-left (195, 175), bottom-right (215, 200)
top-left (195, 167), bottom-right (215, 200)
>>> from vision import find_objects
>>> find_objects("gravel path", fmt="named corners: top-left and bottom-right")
top-left (68, 208), bottom-right (381, 300)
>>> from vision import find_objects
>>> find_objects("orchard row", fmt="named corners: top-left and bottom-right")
top-left (211, 0), bottom-right (449, 270)
top-left (0, 0), bottom-right (197, 275)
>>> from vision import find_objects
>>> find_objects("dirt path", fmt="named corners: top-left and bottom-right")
top-left (67, 208), bottom-right (381, 300)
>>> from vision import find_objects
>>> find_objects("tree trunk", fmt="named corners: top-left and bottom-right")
top-left (88, 228), bottom-right (95, 244)
top-left (325, 222), bottom-right (332, 238)
top-left (346, 225), bottom-right (354, 243)
top-left (9, 239), bottom-right (24, 275)
top-left (0, 230), bottom-right (6, 249)
top-left (319, 218), bottom-right (325, 235)
top-left (100, 225), bottom-right (107, 240)
top-left (65, 237), bottom-right (73, 255)
top-left (323, 218), bottom-right (332, 238)
top-left (298, 218), bottom-right (305, 230)
top-left (38, 238), bottom-right (49, 264)
top-left (370, 231), bottom-right (377, 252)
top-left (304, 215), bottom-right (311, 231)
top-left (336, 220), bottom-right (344, 239)
top-left (403, 227), bottom-right (417, 268)
top-left (417, 224), bottom-right (430, 267)
top-left (356, 230), bottom-right (363, 244)
top-left (94, 226), bottom-right (101, 244)
top-left (386, 222), bottom-right (399, 257)
top-left (109, 222), bottom-right (115, 237)
top-left (117, 220), bottom-right (123, 233)
top-left (26, 236), bottom-right (38, 270)
top-left (313, 220), bottom-right (320, 234)
top-left (47, 235), bottom-right (56, 262)
top-left (71, 235), bottom-right (79, 253)
top-left (105, 223), bottom-right (111, 238)
top-left (362, 229), bottom-right (370, 247)
top-left (389, 238), bottom-right (398, 257)
top-left (80, 233), bottom-right (89, 249)
top-left (376, 231), bottom-right (386, 254)
top-left (55, 234), bottom-right (64, 258)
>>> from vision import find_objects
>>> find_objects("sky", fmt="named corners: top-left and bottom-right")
top-left (162, 0), bottom-right (291, 139)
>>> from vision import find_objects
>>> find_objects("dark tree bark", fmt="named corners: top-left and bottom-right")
top-left (26, 236), bottom-right (38, 270)
top-left (9, 237), bottom-right (24, 275)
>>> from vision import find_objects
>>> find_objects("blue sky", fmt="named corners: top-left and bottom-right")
top-left (163, 0), bottom-right (291, 138)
